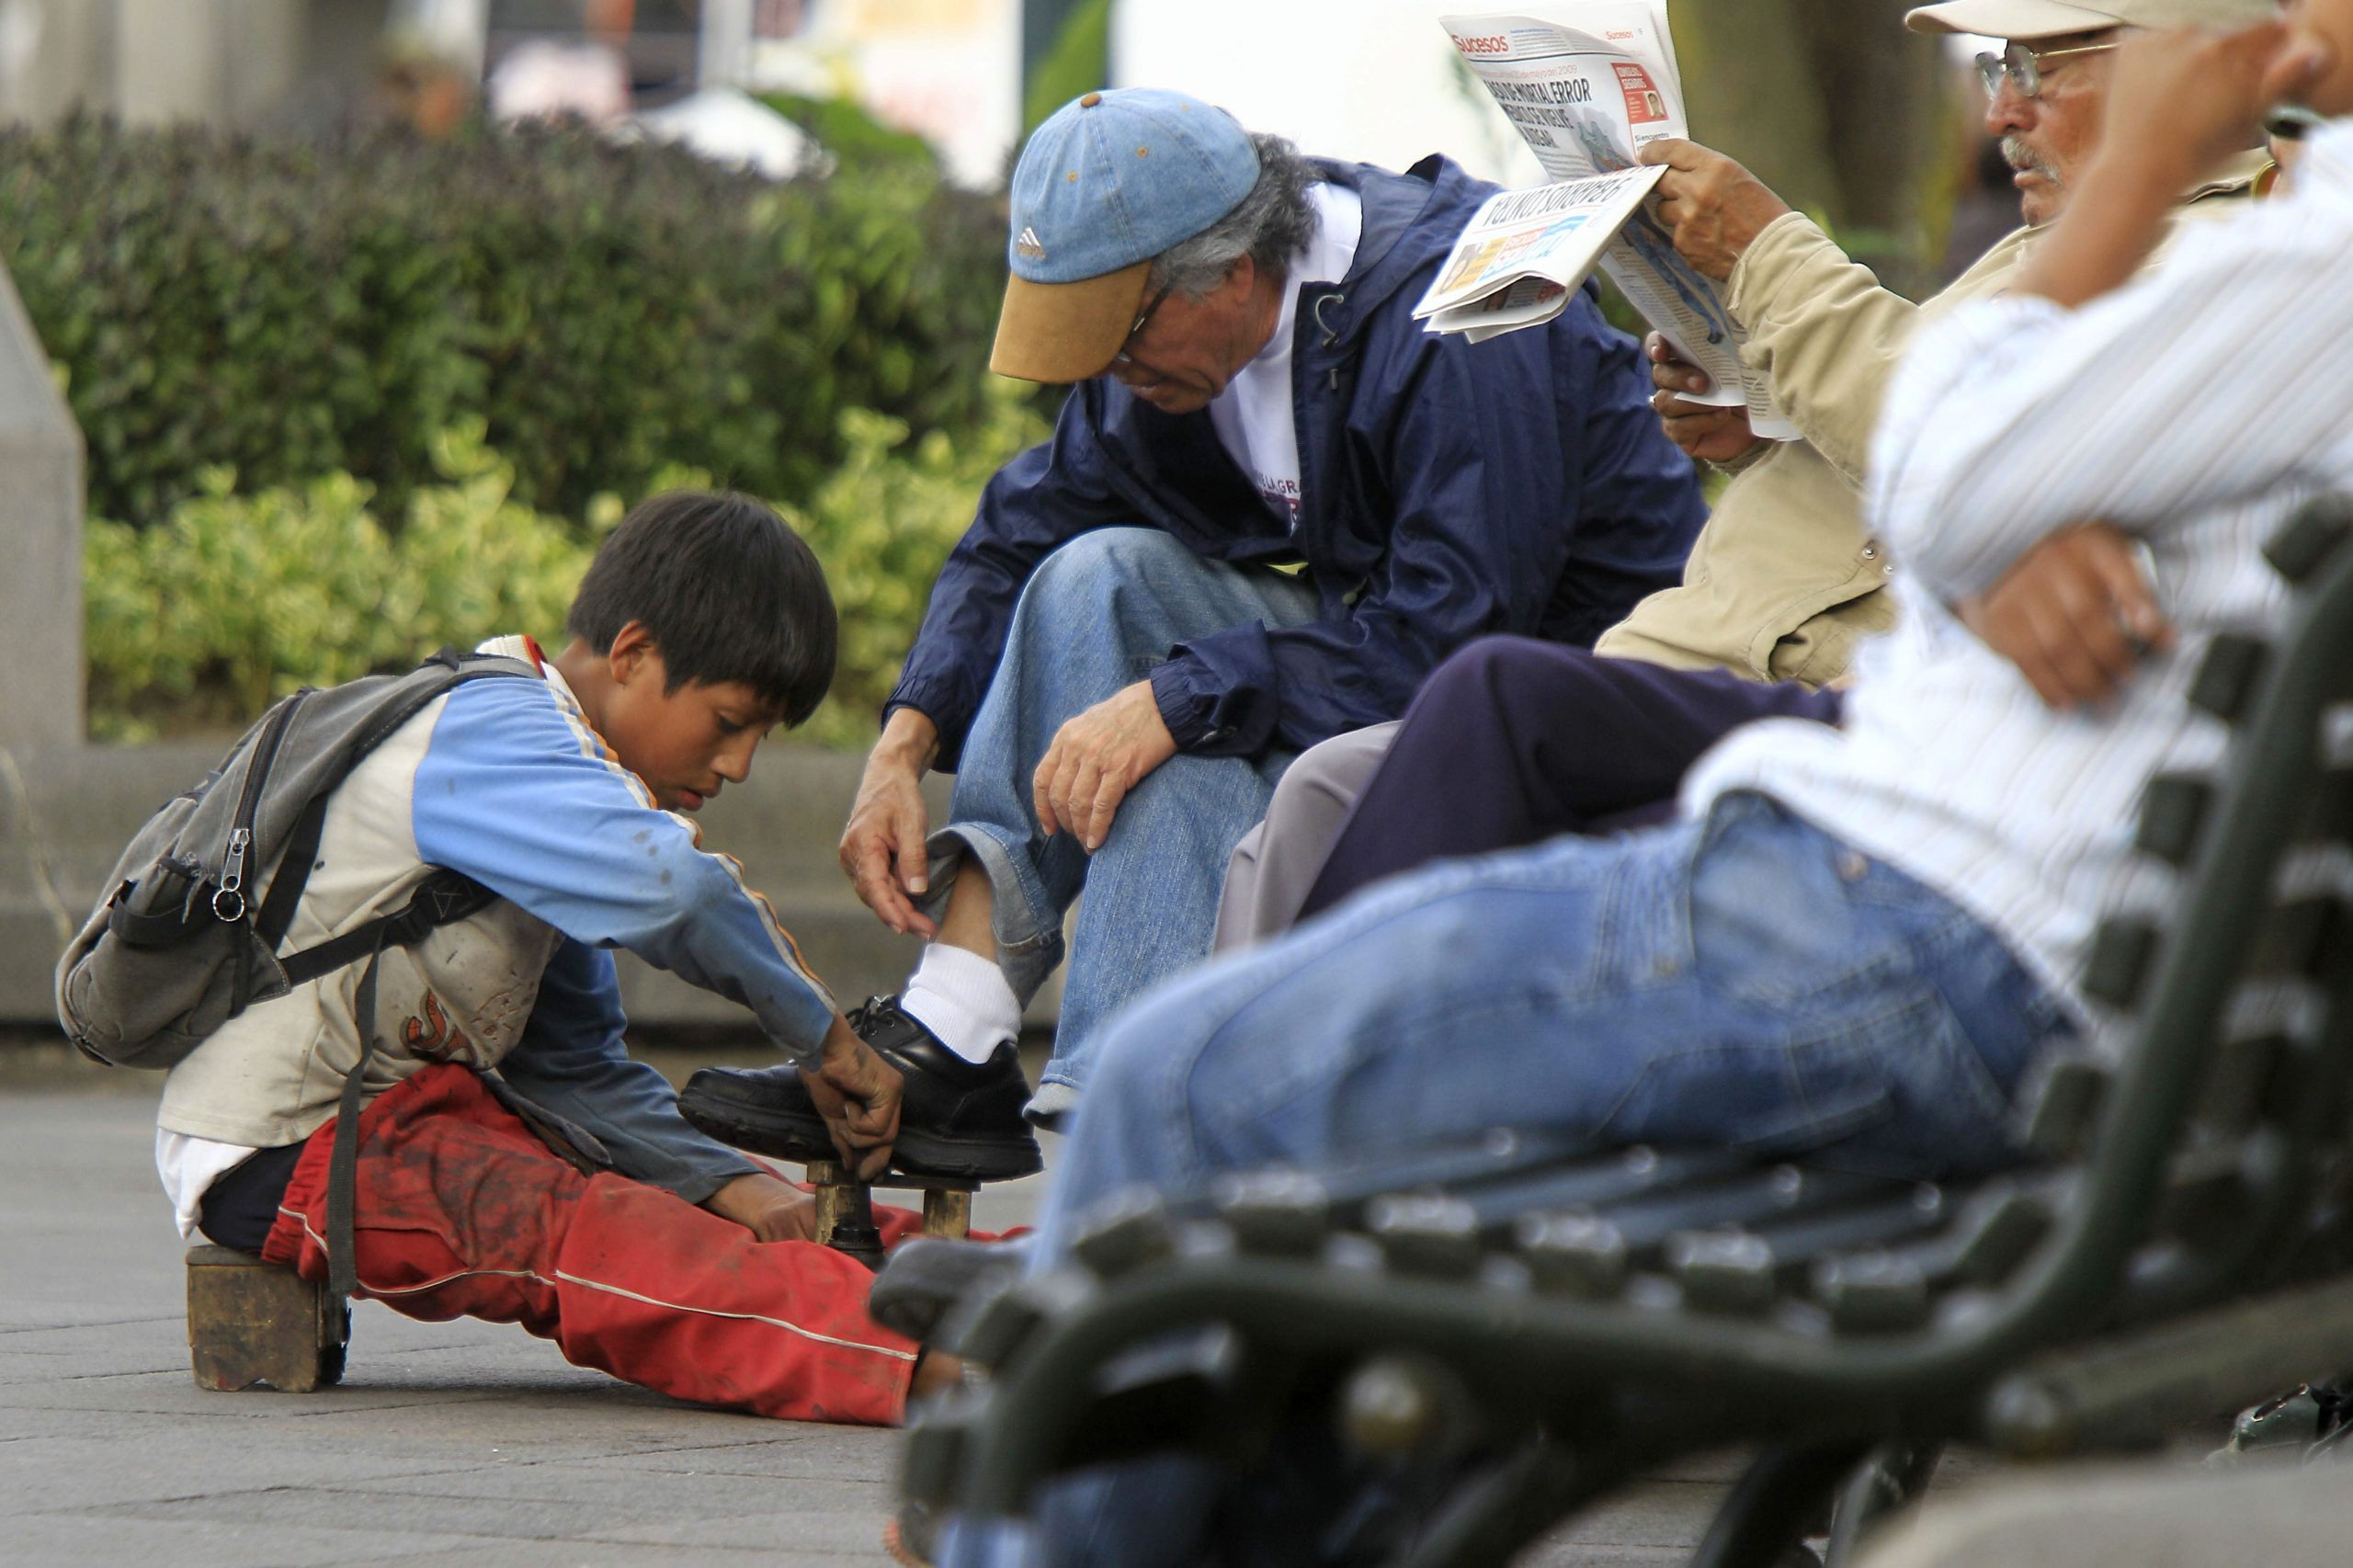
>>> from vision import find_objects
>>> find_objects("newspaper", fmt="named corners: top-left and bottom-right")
top-left (1422, 5), bottom-right (1797, 440)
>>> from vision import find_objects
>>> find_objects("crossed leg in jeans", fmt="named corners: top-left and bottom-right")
top-left (940, 790), bottom-right (2076, 1566)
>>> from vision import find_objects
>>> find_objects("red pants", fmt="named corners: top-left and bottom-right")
top-left (262, 1063), bottom-right (926, 1426)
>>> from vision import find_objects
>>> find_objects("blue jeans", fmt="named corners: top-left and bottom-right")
top-left (940, 792), bottom-right (2075, 1566)
top-left (922, 528), bottom-right (1321, 1099)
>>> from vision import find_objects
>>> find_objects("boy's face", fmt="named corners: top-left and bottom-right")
top-left (598, 630), bottom-right (780, 813)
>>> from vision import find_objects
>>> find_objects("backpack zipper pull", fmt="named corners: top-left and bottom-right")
top-left (213, 827), bottom-right (251, 923)
top-left (212, 686), bottom-right (308, 926)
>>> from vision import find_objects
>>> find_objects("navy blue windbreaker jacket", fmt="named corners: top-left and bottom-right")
top-left (887, 153), bottom-right (1709, 768)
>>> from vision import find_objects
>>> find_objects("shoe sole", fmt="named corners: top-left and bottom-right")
top-left (679, 1092), bottom-right (1044, 1183)
top-left (677, 1091), bottom-right (837, 1163)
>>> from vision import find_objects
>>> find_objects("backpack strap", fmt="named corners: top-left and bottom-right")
top-left (313, 654), bottom-right (536, 1298)
top-left (254, 649), bottom-right (537, 984)
top-left (251, 793), bottom-right (329, 956)
top-left (324, 933), bottom-right (389, 1301)
top-left (278, 871), bottom-right (499, 988)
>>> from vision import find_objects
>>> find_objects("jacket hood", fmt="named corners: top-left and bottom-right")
top-left (1306, 154), bottom-right (1498, 344)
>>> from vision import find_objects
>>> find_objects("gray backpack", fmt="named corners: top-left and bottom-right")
top-left (56, 649), bottom-right (539, 1070)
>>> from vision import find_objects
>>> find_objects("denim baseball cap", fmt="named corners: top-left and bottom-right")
top-left (1905, 0), bottom-right (2273, 40)
top-left (990, 88), bottom-right (1261, 384)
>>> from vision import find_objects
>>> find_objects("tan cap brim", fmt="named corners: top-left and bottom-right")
top-left (989, 260), bottom-right (1154, 384)
top-left (1904, 0), bottom-right (2123, 37)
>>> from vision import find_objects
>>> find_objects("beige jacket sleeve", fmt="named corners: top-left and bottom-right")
top-left (1722, 212), bottom-right (2030, 487)
top-left (1594, 223), bottom-right (2036, 683)
top-left (1597, 158), bottom-right (2263, 688)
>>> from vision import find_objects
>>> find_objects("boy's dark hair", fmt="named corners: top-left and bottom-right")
top-left (567, 490), bottom-right (837, 727)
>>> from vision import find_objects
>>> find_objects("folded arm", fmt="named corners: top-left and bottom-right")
top-left (1872, 22), bottom-right (2344, 599)
top-left (1870, 205), bottom-right (2352, 601)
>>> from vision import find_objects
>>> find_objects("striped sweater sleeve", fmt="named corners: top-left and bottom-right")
top-left (1870, 177), bottom-right (2353, 603)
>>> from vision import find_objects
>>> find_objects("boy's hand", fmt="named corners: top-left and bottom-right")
top-left (1033, 679), bottom-right (1178, 852)
top-left (703, 1171), bottom-right (820, 1243)
top-left (801, 1017), bottom-right (904, 1180)
top-left (1960, 521), bottom-right (2173, 709)
top-left (1640, 139), bottom-right (1791, 282)
top-left (1646, 332), bottom-right (1761, 465)
top-left (843, 710), bottom-right (940, 939)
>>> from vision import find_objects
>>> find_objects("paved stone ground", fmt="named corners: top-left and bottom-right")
top-left (0, 1038), bottom-right (2121, 1567)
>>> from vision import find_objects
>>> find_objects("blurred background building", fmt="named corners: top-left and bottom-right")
top-left (0, 2), bottom-right (1996, 218)
top-left (0, 0), bottom-right (394, 131)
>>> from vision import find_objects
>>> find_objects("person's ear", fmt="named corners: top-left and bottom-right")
top-left (606, 619), bottom-right (657, 686)
top-left (1220, 255), bottom-right (1257, 302)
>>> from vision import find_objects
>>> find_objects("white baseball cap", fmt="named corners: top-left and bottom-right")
top-left (1904, 0), bottom-right (2278, 40)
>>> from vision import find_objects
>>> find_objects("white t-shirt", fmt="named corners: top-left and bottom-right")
top-left (1207, 181), bottom-right (1362, 532)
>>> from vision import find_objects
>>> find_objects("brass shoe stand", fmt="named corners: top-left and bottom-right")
top-left (807, 1160), bottom-right (980, 1267)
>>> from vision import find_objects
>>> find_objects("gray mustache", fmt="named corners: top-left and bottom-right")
top-left (2002, 135), bottom-right (2059, 184)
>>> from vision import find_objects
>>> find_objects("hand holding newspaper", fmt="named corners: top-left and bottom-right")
top-left (1420, 4), bottom-right (1798, 441)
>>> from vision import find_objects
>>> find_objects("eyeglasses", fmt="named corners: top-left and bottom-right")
top-left (1110, 286), bottom-right (1171, 368)
top-left (1975, 37), bottom-right (2120, 101)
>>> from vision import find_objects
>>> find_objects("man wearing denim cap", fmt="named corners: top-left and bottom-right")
top-left (680, 88), bottom-right (1706, 1170)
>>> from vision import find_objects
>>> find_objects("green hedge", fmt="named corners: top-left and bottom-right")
top-left (85, 390), bottom-right (1051, 748)
top-left (3, 112), bottom-right (1015, 528)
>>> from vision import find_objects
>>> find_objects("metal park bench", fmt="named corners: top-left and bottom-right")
top-left (898, 498), bottom-right (2353, 1567)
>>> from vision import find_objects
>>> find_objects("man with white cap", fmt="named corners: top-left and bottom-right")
top-left (680, 88), bottom-right (1706, 1168)
top-left (1205, 0), bottom-right (2275, 956)
top-left (1628, 0), bottom-right (2275, 648)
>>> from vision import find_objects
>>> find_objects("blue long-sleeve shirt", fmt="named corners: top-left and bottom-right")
top-left (407, 653), bottom-right (836, 1198)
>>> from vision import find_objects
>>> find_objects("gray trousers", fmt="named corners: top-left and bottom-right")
top-left (1211, 722), bottom-right (1397, 954)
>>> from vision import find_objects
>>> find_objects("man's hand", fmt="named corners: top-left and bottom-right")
top-left (1960, 522), bottom-right (2173, 709)
top-left (801, 1017), bottom-right (904, 1180)
top-left (2101, 22), bottom-right (2322, 194)
top-left (841, 709), bottom-right (941, 939)
top-left (1645, 332), bottom-right (1763, 465)
top-left (1639, 139), bottom-right (1792, 282)
top-left (2019, 22), bottom-right (2325, 309)
top-left (1032, 679), bottom-right (1178, 852)
top-left (703, 1171), bottom-right (819, 1243)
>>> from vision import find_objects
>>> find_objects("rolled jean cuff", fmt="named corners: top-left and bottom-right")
top-left (920, 823), bottom-right (1066, 1006)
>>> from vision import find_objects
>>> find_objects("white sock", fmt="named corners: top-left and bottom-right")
top-left (900, 943), bottom-right (1022, 1065)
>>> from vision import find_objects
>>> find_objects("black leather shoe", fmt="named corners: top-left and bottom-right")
top-left (678, 994), bottom-right (1043, 1181)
